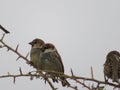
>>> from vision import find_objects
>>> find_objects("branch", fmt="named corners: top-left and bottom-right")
top-left (1, 69), bottom-right (120, 89)
top-left (0, 34), bottom-right (57, 89)
top-left (0, 33), bottom-right (120, 90)
top-left (0, 34), bottom-right (30, 63)
top-left (0, 25), bottom-right (10, 34)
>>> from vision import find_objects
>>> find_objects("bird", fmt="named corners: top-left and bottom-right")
top-left (0, 25), bottom-right (10, 34)
top-left (40, 43), bottom-right (70, 86)
top-left (104, 50), bottom-right (120, 82)
top-left (29, 38), bottom-right (45, 69)
top-left (29, 38), bottom-right (70, 86)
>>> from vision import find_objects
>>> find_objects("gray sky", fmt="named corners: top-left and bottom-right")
top-left (0, 0), bottom-right (120, 90)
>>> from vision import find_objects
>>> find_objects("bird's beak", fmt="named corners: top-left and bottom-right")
top-left (29, 42), bottom-right (33, 45)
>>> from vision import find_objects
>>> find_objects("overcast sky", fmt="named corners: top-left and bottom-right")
top-left (0, 0), bottom-right (120, 90)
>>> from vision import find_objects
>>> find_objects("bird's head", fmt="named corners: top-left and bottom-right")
top-left (107, 50), bottom-right (120, 57)
top-left (29, 38), bottom-right (45, 48)
top-left (106, 50), bottom-right (120, 63)
top-left (42, 43), bottom-right (56, 53)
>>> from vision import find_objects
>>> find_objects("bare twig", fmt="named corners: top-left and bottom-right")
top-left (0, 35), bottom-right (30, 63)
top-left (75, 79), bottom-right (91, 90)
top-left (0, 25), bottom-right (10, 34)
top-left (19, 67), bottom-right (23, 75)
top-left (15, 44), bottom-right (19, 51)
top-left (45, 78), bottom-right (57, 90)
top-left (71, 68), bottom-right (74, 76)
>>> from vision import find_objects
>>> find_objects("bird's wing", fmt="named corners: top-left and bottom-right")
top-left (54, 51), bottom-right (64, 73)
top-left (107, 54), bottom-right (119, 81)
top-left (41, 51), bottom-right (64, 73)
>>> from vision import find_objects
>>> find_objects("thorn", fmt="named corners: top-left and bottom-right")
top-left (25, 52), bottom-right (29, 58)
top-left (70, 68), bottom-right (74, 76)
top-left (91, 66), bottom-right (94, 79)
top-left (13, 77), bottom-right (16, 84)
top-left (7, 48), bottom-right (10, 51)
top-left (16, 56), bottom-right (21, 61)
top-left (1, 33), bottom-right (5, 41)
top-left (15, 44), bottom-right (19, 51)
top-left (7, 72), bottom-right (10, 75)
top-left (0, 45), bottom-right (3, 48)
top-left (19, 67), bottom-right (22, 75)
top-left (28, 72), bottom-right (31, 75)
top-left (30, 76), bottom-right (34, 80)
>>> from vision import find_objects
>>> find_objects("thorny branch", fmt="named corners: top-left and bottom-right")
top-left (0, 33), bottom-right (57, 90)
top-left (0, 33), bottom-right (120, 90)
top-left (0, 34), bottom-right (30, 63)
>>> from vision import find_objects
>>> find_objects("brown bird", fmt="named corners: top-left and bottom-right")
top-left (29, 38), bottom-right (70, 86)
top-left (41, 43), bottom-right (70, 86)
top-left (29, 38), bottom-right (45, 69)
top-left (104, 50), bottom-right (120, 82)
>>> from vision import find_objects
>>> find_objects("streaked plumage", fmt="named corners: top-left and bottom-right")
top-left (104, 51), bottom-right (120, 82)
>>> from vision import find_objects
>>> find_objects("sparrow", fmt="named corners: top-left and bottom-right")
top-left (29, 38), bottom-right (70, 86)
top-left (0, 25), bottom-right (10, 34)
top-left (104, 50), bottom-right (120, 82)
top-left (29, 38), bottom-right (45, 69)
top-left (40, 43), bottom-right (70, 86)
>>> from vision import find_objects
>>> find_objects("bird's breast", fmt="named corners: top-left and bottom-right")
top-left (30, 48), bottom-right (42, 69)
